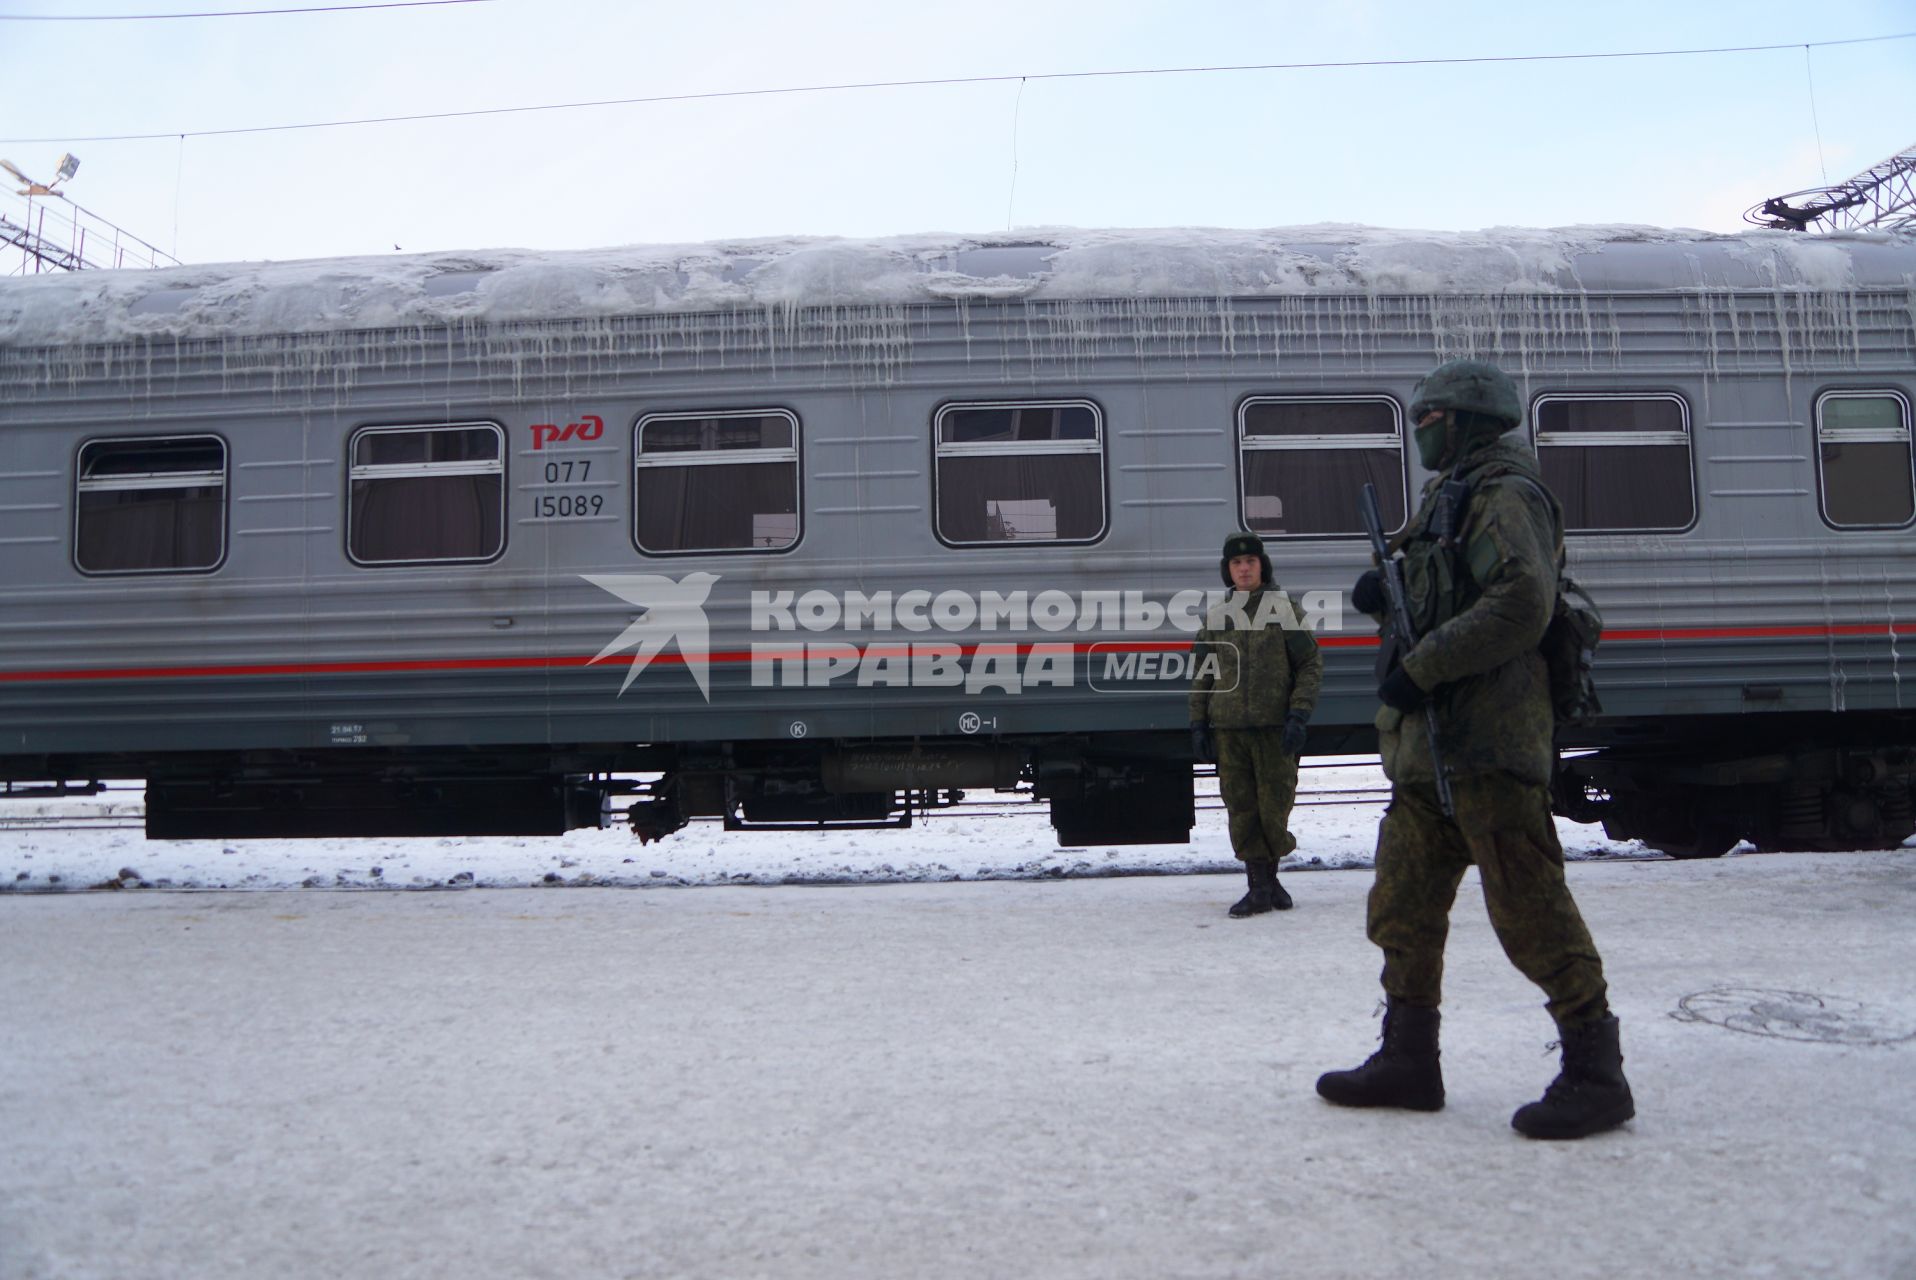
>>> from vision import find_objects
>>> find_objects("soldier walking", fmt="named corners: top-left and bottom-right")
top-left (1315, 359), bottom-right (1636, 1140)
top-left (1189, 532), bottom-right (1322, 917)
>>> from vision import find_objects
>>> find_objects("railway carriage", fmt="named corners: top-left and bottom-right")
top-left (1, 225), bottom-right (1912, 855)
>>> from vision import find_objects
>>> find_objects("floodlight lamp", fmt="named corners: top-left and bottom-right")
top-left (55, 154), bottom-right (79, 182)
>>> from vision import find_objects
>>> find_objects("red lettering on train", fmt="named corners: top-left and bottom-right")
top-left (530, 414), bottom-right (605, 450)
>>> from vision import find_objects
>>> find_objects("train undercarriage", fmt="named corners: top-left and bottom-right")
top-left (0, 732), bottom-right (1197, 848)
top-left (615, 734), bottom-right (1195, 848)
top-left (5, 714), bottom-right (1912, 858)
top-left (1554, 712), bottom-right (1916, 858)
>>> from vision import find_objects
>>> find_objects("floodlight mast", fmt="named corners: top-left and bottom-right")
top-left (1746, 142), bottom-right (1916, 232)
top-left (1, 153), bottom-right (179, 275)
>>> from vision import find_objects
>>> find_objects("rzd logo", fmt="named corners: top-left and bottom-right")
top-left (531, 414), bottom-right (604, 451)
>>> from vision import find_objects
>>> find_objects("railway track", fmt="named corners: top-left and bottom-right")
top-left (0, 814), bottom-right (146, 833)
top-left (923, 787), bottom-right (1389, 822)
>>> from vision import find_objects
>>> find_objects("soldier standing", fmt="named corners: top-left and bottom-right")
top-left (1315, 359), bottom-right (1635, 1140)
top-left (1189, 532), bottom-right (1322, 917)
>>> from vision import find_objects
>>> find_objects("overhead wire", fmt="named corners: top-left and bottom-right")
top-left (1006, 77), bottom-right (1025, 232)
top-left (1804, 45), bottom-right (1830, 183)
top-left (0, 1), bottom-right (492, 19)
top-left (0, 29), bottom-right (1910, 146)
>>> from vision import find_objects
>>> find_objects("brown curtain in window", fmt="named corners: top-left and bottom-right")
top-left (351, 476), bottom-right (501, 561)
top-left (1822, 441), bottom-right (1915, 526)
top-left (1243, 450), bottom-right (1405, 536)
top-left (1541, 446), bottom-right (1692, 531)
top-left (938, 454), bottom-right (1101, 541)
top-left (637, 463), bottom-right (797, 551)
top-left (77, 489), bottom-right (222, 572)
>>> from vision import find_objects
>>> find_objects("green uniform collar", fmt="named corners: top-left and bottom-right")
top-left (1438, 433), bottom-right (1540, 485)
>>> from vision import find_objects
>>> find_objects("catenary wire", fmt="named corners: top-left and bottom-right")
top-left (0, 30), bottom-right (1909, 145)
top-left (1804, 45), bottom-right (1830, 184)
top-left (0, 1), bottom-right (491, 19)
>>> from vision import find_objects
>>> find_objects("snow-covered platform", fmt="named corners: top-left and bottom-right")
top-left (3, 849), bottom-right (1913, 1279)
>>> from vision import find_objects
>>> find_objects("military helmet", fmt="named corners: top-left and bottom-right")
top-left (1409, 358), bottom-right (1523, 431)
top-left (1219, 531), bottom-right (1273, 588)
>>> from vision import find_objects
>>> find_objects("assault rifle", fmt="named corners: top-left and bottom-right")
top-left (1360, 482), bottom-right (1454, 818)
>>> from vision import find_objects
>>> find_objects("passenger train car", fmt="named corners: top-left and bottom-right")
top-left (1, 225), bottom-right (1912, 856)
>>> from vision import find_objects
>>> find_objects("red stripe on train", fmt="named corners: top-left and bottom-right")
top-left (2, 624), bottom-right (1912, 684)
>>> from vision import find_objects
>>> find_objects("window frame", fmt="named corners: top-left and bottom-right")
top-left (931, 397), bottom-right (1109, 548)
top-left (345, 420), bottom-right (507, 568)
top-left (72, 433), bottom-right (229, 577)
top-left (1530, 391), bottom-right (1698, 535)
top-left (1812, 387), bottom-right (1916, 532)
top-left (631, 407), bottom-right (803, 557)
top-left (1234, 394), bottom-right (1408, 539)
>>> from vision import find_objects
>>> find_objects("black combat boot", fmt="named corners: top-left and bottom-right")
top-left (1269, 870), bottom-right (1294, 911)
top-left (1315, 999), bottom-right (1445, 1111)
top-left (1511, 1015), bottom-right (1635, 1140)
top-left (1228, 860), bottom-right (1278, 917)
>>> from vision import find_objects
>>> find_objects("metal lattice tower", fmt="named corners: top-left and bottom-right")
top-left (2, 156), bottom-right (180, 274)
top-left (1745, 142), bottom-right (1916, 232)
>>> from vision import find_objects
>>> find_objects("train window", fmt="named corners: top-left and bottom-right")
top-left (633, 410), bottom-right (800, 553)
top-left (1533, 395), bottom-right (1694, 532)
top-left (347, 423), bottom-right (504, 565)
top-left (74, 435), bottom-right (227, 574)
top-left (934, 400), bottom-right (1105, 544)
top-left (1815, 391), bottom-right (1914, 528)
top-left (1237, 397), bottom-right (1406, 536)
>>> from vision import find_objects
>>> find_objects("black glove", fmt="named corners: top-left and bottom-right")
top-left (1378, 663), bottom-right (1427, 712)
top-left (1281, 712), bottom-right (1308, 756)
top-left (1190, 722), bottom-right (1215, 765)
top-left (1352, 569), bottom-right (1385, 616)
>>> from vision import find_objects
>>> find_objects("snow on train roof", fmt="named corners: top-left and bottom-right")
top-left (2, 223), bottom-right (1911, 346)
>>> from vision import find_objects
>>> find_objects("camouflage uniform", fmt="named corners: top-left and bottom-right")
top-left (1322, 360), bottom-right (1631, 1141)
top-left (1190, 585), bottom-right (1323, 866)
top-left (1371, 434), bottom-right (1610, 1028)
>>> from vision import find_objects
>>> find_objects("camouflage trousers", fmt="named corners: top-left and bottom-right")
top-left (1216, 728), bottom-right (1299, 864)
top-left (1368, 771), bottom-right (1610, 1028)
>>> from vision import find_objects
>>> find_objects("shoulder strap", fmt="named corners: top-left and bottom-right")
top-left (1385, 477), bottom-right (1440, 556)
top-left (1463, 464), bottom-right (1567, 574)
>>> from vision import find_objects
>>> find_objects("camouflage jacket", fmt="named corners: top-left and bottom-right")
top-left (1378, 436), bottom-right (1560, 786)
top-left (1188, 586), bottom-right (1323, 729)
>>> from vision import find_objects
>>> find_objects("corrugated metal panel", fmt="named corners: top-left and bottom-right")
top-left (7, 287), bottom-right (1915, 410)
top-left (3, 250), bottom-right (1914, 760)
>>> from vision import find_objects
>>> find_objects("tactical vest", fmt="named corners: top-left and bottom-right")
top-left (1398, 477), bottom-right (1477, 640)
top-left (1398, 451), bottom-right (1604, 726)
top-left (1395, 447), bottom-right (1528, 636)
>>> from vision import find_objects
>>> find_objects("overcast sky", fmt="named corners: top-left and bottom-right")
top-left (2, 0), bottom-right (1913, 267)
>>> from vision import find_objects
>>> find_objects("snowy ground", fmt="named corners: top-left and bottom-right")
top-left (5, 761), bottom-right (1916, 1279)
